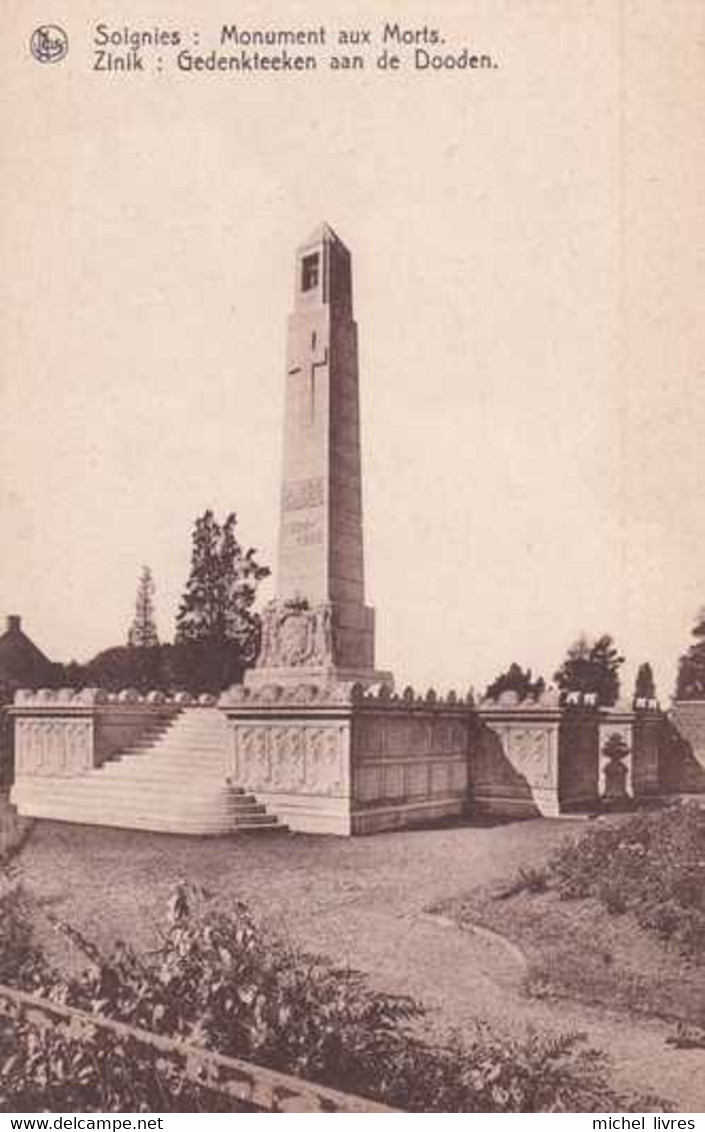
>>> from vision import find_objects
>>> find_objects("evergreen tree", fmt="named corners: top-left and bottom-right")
top-left (127, 565), bottom-right (159, 648)
top-left (175, 510), bottom-right (269, 663)
top-left (484, 663), bottom-right (545, 702)
top-left (675, 608), bottom-right (705, 700)
top-left (554, 633), bottom-right (624, 706)
top-left (634, 662), bottom-right (656, 701)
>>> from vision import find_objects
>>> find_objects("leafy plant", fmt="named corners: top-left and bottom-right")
top-left (548, 804), bottom-right (705, 956)
top-left (554, 634), bottom-right (624, 707)
top-left (484, 664), bottom-right (545, 704)
top-left (0, 884), bottom-right (647, 1112)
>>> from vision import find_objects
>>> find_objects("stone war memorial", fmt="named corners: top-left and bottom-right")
top-left (8, 226), bottom-right (705, 836)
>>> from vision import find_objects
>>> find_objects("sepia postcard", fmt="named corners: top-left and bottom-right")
top-left (0, 0), bottom-right (704, 1118)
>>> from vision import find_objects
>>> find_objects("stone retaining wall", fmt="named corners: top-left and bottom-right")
top-left (7, 683), bottom-right (693, 835)
top-left (350, 685), bottom-right (470, 834)
top-left (9, 688), bottom-right (188, 780)
top-left (473, 693), bottom-right (563, 817)
top-left (220, 682), bottom-right (471, 835)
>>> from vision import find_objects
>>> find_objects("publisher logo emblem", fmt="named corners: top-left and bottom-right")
top-left (30, 25), bottom-right (69, 64)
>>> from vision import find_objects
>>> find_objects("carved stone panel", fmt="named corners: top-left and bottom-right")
top-left (234, 726), bottom-right (270, 790)
top-left (15, 717), bottom-right (93, 778)
top-left (307, 727), bottom-right (344, 795)
top-left (271, 728), bottom-right (306, 791)
top-left (258, 601), bottom-right (335, 668)
top-left (231, 722), bottom-right (346, 797)
top-left (504, 726), bottom-right (554, 789)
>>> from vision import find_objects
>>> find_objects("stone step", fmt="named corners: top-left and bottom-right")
top-left (119, 737), bottom-right (228, 751)
top-left (38, 787), bottom-right (266, 814)
top-left (32, 793), bottom-right (264, 816)
top-left (12, 793), bottom-right (253, 819)
top-left (102, 755), bottom-right (228, 772)
top-left (15, 805), bottom-right (285, 836)
top-left (110, 740), bottom-right (228, 753)
top-left (12, 707), bottom-right (285, 837)
top-left (46, 765), bottom-right (229, 783)
top-left (13, 783), bottom-right (251, 801)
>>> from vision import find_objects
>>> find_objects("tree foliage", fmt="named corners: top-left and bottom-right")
top-left (675, 609), bottom-right (705, 700)
top-left (634, 662), bottom-right (657, 701)
top-left (554, 634), bottom-right (624, 706)
top-left (127, 565), bottom-right (159, 648)
top-left (77, 642), bottom-right (247, 696)
top-left (175, 511), bottom-right (269, 664)
top-left (484, 663), bottom-right (545, 703)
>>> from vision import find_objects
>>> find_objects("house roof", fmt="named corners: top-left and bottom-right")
top-left (0, 616), bottom-right (55, 686)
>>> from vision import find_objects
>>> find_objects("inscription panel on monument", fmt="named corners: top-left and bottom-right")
top-left (282, 476), bottom-right (325, 511)
top-left (282, 518), bottom-right (324, 547)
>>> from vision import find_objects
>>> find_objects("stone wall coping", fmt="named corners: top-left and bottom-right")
top-left (220, 681), bottom-right (474, 711)
top-left (477, 705), bottom-right (563, 723)
top-left (633, 698), bottom-right (661, 712)
top-left (600, 706), bottom-right (637, 723)
top-left (11, 688), bottom-right (218, 710)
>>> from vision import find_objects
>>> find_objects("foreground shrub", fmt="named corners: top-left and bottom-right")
top-left (0, 884), bottom-right (648, 1112)
top-left (546, 803), bottom-right (705, 958)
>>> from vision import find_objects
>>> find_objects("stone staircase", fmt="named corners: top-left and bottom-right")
top-left (12, 708), bottom-right (286, 837)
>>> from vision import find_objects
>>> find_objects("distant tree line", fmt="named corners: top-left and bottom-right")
top-left (483, 636), bottom-right (658, 708)
top-left (675, 608), bottom-right (705, 700)
top-left (59, 510), bottom-right (269, 695)
top-left (37, 512), bottom-right (705, 704)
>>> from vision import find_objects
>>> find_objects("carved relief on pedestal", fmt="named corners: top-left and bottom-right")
top-left (257, 600), bottom-right (335, 669)
top-left (271, 728), bottom-right (306, 791)
top-left (234, 726), bottom-right (270, 790)
top-left (15, 717), bottom-right (93, 777)
top-left (232, 723), bottom-right (346, 797)
top-left (306, 727), bottom-right (344, 795)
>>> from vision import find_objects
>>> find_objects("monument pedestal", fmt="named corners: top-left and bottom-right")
top-left (249, 597), bottom-right (392, 692)
top-left (246, 666), bottom-right (393, 690)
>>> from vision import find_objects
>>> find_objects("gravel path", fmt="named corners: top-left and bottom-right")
top-left (15, 818), bottom-right (705, 1111)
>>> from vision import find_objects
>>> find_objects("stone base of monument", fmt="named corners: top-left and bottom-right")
top-left (220, 681), bottom-right (471, 836)
top-left (245, 666), bottom-right (394, 690)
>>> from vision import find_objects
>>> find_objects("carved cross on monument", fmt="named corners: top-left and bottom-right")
top-left (287, 331), bottom-right (329, 425)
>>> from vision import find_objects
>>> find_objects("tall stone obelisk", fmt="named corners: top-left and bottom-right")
top-left (249, 224), bottom-right (389, 687)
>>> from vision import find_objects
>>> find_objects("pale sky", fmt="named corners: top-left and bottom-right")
top-left (1, 0), bottom-right (703, 702)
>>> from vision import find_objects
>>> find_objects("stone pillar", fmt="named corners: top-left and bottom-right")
top-left (474, 690), bottom-right (563, 817)
top-left (632, 699), bottom-right (664, 797)
top-left (598, 703), bottom-right (635, 800)
top-left (558, 695), bottom-right (600, 810)
top-left (248, 225), bottom-right (390, 691)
